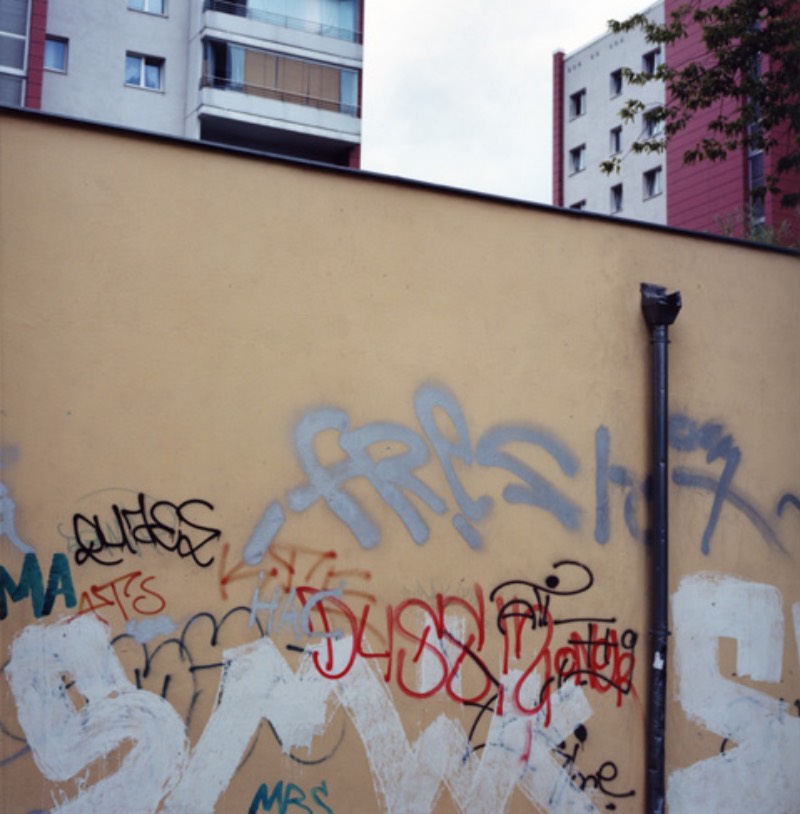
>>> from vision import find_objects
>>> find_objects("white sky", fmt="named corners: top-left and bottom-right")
top-left (361, 0), bottom-right (649, 204)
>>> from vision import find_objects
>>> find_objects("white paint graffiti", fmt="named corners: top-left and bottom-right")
top-left (669, 573), bottom-right (800, 814)
top-left (7, 616), bottom-right (188, 814)
top-left (7, 615), bottom-right (600, 814)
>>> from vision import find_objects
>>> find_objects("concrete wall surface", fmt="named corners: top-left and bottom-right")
top-left (0, 110), bottom-right (798, 814)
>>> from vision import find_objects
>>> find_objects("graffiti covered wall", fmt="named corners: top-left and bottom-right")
top-left (0, 110), bottom-right (798, 813)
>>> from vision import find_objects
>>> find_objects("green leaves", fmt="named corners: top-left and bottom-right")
top-left (602, 0), bottom-right (800, 210)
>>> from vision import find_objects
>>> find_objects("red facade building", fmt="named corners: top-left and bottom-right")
top-left (665, 0), bottom-right (799, 243)
top-left (553, 0), bottom-right (799, 245)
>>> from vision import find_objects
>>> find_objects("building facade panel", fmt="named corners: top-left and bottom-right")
top-left (555, 2), bottom-right (667, 224)
top-left (27, 0), bottom-right (362, 166)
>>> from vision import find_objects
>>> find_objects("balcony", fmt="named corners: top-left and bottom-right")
top-left (200, 75), bottom-right (359, 118)
top-left (202, 40), bottom-right (358, 111)
top-left (197, 40), bottom-right (360, 164)
top-left (203, 0), bottom-right (362, 44)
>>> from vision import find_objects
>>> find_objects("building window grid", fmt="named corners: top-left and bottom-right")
top-left (44, 36), bottom-right (68, 72)
top-left (125, 53), bottom-right (164, 90)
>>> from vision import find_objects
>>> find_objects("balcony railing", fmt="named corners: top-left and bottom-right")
top-left (204, 0), bottom-right (363, 44)
top-left (200, 74), bottom-right (360, 117)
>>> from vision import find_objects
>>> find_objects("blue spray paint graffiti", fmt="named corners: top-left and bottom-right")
top-left (239, 385), bottom-right (793, 562)
top-left (0, 481), bottom-right (34, 555)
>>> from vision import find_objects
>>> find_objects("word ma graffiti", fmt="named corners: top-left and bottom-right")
top-left (249, 780), bottom-right (333, 814)
top-left (70, 492), bottom-right (221, 568)
top-left (243, 383), bottom-right (790, 563)
top-left (0, 552), bottom-right (76, 620)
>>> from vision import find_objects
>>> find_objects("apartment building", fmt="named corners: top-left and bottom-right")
top-left (1, 0), bottom-right (363, 167)
top-left (552, 1), bottom-right (666, 223)
top-left (553, 0), bottom-right (799, 243)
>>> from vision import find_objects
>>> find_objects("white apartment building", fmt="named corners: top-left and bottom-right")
top-left (553, 1), bottom-right (665, 222)
top-left (4, 0), bottom-right (363, 167)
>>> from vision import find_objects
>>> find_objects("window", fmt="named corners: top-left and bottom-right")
top-left (749, 150), bottom-right (765, 223)
top-left (125, 53), bottom-right (164, 90)
top-left (610, 184), bottom-right (623, 213)
top-left (44, 36), bottom-right (68, 72)
top-left (610, 126), bottom-right (622, 155)
top-left (643, 167), bottom-right (663, 198)
top-left (0, 0), bottom-right (27, 104)
top-left (569, 89), bottom-right (586, 118)
top-left (205, 0), bottom-right (361, 43)
top-left (128, 0), bottom-right (165, 13)
top-left (0, 0), bottom-right (27, 73)
top-left (569, 200), bottom-right (587, 211)
top-left (644, 107), bottom-right (664, 138)
top-left (569, 144), bottom-right (586, 174)
top-left (642, 48), bottom-right (663, 74)
top-left (202, 39), bottom-right (359, 115)
top-left (610, 69), bottom-right (623, 97)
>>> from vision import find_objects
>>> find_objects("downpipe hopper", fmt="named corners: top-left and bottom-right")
top-left (641, 283), bottom-right (682, 331)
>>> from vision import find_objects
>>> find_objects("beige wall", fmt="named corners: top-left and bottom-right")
top-left (0, 110), bottom-right (798, 813)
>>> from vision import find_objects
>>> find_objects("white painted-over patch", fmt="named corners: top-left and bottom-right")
top-left (7, 615), bottom-right (600, 813)
top-left (669, 573), bottom-right (800, 814)
top-left (7, 615), bottom-right (189, 814)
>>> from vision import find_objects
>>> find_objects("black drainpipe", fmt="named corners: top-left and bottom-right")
top-left (640, 283), bottom-right (681, 814)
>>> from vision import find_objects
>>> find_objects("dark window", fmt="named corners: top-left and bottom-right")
top-left (569, 144), bottom-right (586, 174)
top-left (610, 126), bottom-right (622, 154)
top-left (749, 151), bottom-right (765, 222)
top-left (643, 48), bottom-right (662, 74)
top-left (644, 167), bottom-right (663, 198)
top-left (644, 107), bottom-right (664, 137)
top-left (611, 184), bottom-right (623, 213)
top-left (569, 89), bottom-right (586, 118)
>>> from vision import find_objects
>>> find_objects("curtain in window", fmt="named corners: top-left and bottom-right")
top-left (125, 55), bottom-right (141, 85)
top-left (229, 45), bottom-right (245, 89)
top-left (144, 60), bottom-right (160, 90)
top-left (204, 41), bottom-right (215, 81)
top-left (319, 0), bottom-right (338, 36)
top-left (338, 0), bottom-right (357, 40)
top-left (340, 69), bottom-right (356, 114)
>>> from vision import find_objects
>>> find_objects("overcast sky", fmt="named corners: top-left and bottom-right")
top-left (361, 0), bottom-right (649, 204)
